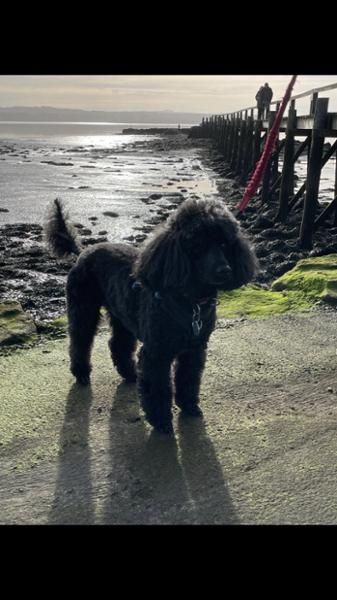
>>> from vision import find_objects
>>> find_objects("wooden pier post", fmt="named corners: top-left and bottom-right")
top-left (252, 118), bottom-right (262, 171)
top-left (299, 98), bottom-right (329, 249)
top-left (223, 117), bottom-right (230, 158)
top-left (271, 102), bottom-right (281, 184)
top-left (276, 105), bottom-right (297, 222)
top-left (220, 117), bottom-right (227, 154)
top-left (235, 116), bottom-right (247, 175)
top-left (230, 116), bottom-right (241, 170)
top-left (334, 143), bottom-right (337, 226)
top-left (242, 113), bottom-right (254, 183)
top-left (261, 111), bottom-right (276, 204)
top-left (226, 117), bottom-right (235, 163)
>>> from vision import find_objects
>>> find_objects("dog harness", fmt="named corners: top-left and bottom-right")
top-left (131, 279), bottom-right (216, 337)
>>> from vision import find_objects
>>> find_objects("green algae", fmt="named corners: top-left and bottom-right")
top-left (0, 300), bottom-right (37, 346)
top-left (272, 254), bottom-right (337, 303)
top-left (217, 285), bottom-right (315, 319)
top-left (217, 254), bottom-right (337, 319)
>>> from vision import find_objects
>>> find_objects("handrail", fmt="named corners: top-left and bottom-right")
top-left (210, 81), bottom-right (337, 118)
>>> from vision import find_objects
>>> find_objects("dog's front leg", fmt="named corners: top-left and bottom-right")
top-left (174, 347), bottom-right (207, 417)
top-left (137, 346), bottom-right (174, 434)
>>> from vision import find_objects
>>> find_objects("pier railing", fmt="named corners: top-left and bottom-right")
top-left (192, 82), bottom-right (337, 249)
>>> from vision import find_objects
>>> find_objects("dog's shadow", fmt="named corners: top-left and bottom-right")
top-left (176, 414), bottom-right (238, 524)
top-left (103, 383), bottom-right (238, 525)
top-left (102, 382), bottom-right (189, 524)
top-left (49, 381), bottom-right (238, 524)
top-left (48, 383), bottom-right (95, 525)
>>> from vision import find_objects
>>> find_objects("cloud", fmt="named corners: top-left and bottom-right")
top-left (0, 75), bottom-right (336, 113)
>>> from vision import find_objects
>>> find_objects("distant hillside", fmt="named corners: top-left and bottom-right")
top-left (0, 106), bottom-right (209, 124)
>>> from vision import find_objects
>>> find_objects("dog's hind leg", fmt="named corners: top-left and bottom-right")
top-left (108, 315), bottom-right (137, 383)
top-left (174, 348), bottom-right (207, 417)
top-left (67, 268), bottom-right (101, 385)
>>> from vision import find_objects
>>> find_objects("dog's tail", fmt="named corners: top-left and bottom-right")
top-left (44, 198), bottom-right (82, 258)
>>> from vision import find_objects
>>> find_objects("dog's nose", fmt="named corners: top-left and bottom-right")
top-left (215, 264), bottom-right (231, 278)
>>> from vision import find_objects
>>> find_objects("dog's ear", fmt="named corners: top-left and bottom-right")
top-left (134, 228), bottom-right (191, 291)
top-left (231, 232), bottom-right (259, 286)
top-left (214, 206), bottom-right (259, 286)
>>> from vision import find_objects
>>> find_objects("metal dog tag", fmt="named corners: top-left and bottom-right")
top-left (192, 304), bottom-right (202, 336)
top-left (192, 319), bottom-right (202, 336)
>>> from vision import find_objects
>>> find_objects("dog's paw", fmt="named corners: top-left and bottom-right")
top-left (180, 405), bottom-right (203, 418)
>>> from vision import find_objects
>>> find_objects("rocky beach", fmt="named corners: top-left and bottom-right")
top-left (1, 130), bottom-right (337, 337)
top-left (3, 130), bottom-right (337, 525)
top-left (0, 133), bottom-right (218, 325)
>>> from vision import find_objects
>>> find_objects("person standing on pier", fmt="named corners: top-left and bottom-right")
top-left (256, 82), bottom-right (273, 118)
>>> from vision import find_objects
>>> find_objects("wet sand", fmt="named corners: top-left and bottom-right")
top-left (0, 134), bottom-right (219, 322)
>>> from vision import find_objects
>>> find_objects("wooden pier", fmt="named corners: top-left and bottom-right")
top-left (191, 82), bottom-right (337, 249)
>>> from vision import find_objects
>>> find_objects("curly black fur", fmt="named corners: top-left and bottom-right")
top-left (44, 198), bottom-right (81, 258)
top-left (45, 197), bottom-right (258, 433)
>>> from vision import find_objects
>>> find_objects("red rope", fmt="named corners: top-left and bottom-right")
top-left (236, 75), bottom-right (298, 213)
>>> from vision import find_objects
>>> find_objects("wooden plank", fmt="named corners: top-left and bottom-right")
top-left (213, 82), bottom-right (337, 118)
top-left (309, 92), bottom-right (318, 116)
top-left (289, 138), bottom-right (337, 211)
top-left (314, 196), bottom-right (337, 230)
top-left (300, 98), bottom-right (329, 249)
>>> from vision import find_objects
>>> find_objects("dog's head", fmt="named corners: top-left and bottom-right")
top-left (134, 198), bottom-right (258, 295)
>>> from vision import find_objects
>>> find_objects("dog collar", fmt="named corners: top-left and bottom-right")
top-left (153, 291), bottom-right (217, 337)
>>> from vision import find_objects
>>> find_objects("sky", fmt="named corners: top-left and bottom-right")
top-left (0, 75), bottom-right (337, 114)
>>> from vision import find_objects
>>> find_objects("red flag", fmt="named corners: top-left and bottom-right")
top-left (236, 75), bottom-right (297, 213)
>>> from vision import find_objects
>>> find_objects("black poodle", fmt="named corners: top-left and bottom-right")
top-left (45, 197), bottom-right (258, 433)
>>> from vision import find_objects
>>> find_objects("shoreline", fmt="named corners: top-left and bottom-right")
top-left (1, 131), bottom-right (337, 339)
top-left (0, 133), bottom-right (216, 324)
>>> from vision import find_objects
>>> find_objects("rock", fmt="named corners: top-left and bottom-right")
top-left (259, 228), bottom-right (283, 240)
top-left (0, 300), bottom-right (37, 346)
top-left (149, 194), bottom-right (162, 200)
top-left (281, 227), bottom-right (299, 239)
top-left (0, 208), bottom-right (9, 212)
top-left (254, 243), bottom-right (269, 258)
top-left (288, 252), bottom-right (301, 263)
top-left (271, 254), bottom-right (337, 304)
top-left (40, 161), bottom-right (74, 166)
top-left (273, 261), bottom-right (297, 277)
top-left (265, 240), bottom-right (288, 253)
top-left (98, 230), bottom-right (108, 235)
top-left (82, 236), bottom-right (108, 246)
top-left (254, 215), bottom-right (274, 229)
top-left (103, 211), bottom-right (119, 218)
